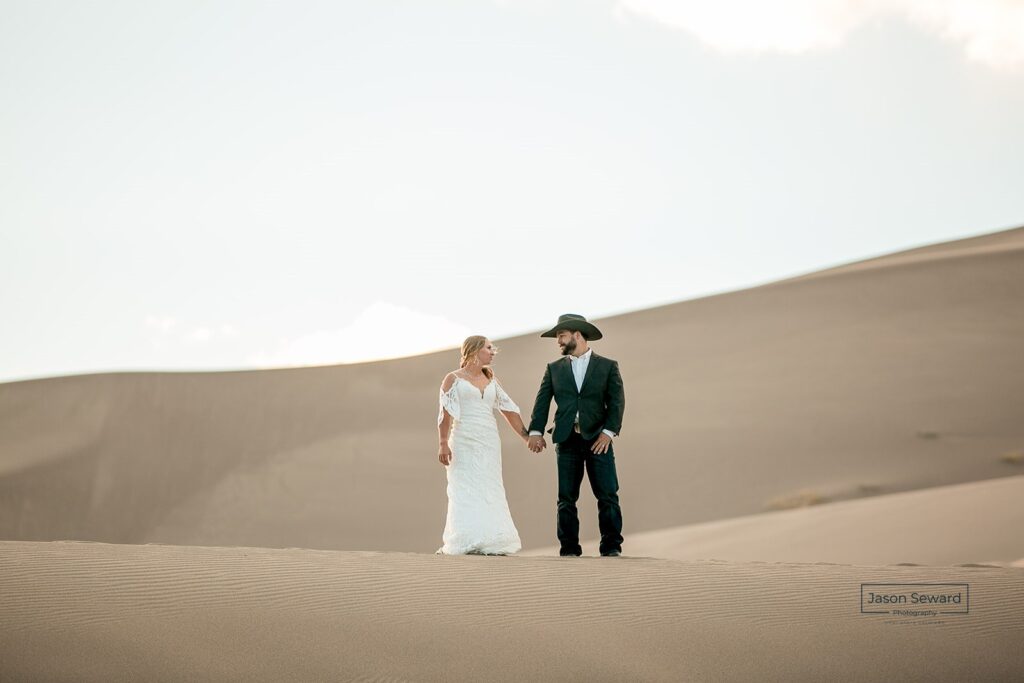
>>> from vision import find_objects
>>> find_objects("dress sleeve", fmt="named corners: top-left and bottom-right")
top-left (438, 381), bottom-right (460, 425)
top-left (493, 380), bottom-right (520, 414)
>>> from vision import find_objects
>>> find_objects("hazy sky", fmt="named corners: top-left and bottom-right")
top-left (3, 0), bottom-right (1023, 382)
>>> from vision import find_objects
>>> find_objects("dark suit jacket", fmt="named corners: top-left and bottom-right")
top-left (529, 352), bottom-right (625, 444)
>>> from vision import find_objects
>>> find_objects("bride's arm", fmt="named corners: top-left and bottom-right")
top-left (438, 411), bottom-right (454, 465)
top-left (493, 377), bottom-right (529, 443)
top-left (500, 410), bottom-right (530, 443)
top-left (438, 373), bottom-right (458, 465)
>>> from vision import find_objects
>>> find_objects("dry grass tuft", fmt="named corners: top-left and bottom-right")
top-left (766, 489), bottom-right (828, 510)
top-left (999, 451), bottom-right (1024, 465)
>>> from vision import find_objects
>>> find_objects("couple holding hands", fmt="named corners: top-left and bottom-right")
top-left (436, 314), bottom-right (625, 558)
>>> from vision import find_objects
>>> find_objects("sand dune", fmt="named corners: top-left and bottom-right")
top-left (787, 223), bottom-right (1024, 281)
top-left (1, 226), bottom-right (1022, 554)
top-left (2, 540), bottom-right (1021, 682)
top-left (3, 227), bottom-right (1022, 681)
top-left (525, 475), bottom-right (1024, 566)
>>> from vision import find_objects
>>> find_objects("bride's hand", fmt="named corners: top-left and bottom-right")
top-left (438, 445), bottom-right (453, 466)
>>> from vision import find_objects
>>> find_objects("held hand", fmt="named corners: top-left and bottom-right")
top-left (528, 435), bottom-right (547, 453)
top-left (438, 445), bottom-right (453, 466)
top-left (591, 433), bottom-right (613, 455)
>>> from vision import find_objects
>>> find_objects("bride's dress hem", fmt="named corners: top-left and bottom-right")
top-left (435, 548), bottom-right (520, 557)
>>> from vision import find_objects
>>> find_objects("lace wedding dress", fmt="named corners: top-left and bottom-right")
top-left (436, 376), bottom-right (523, 555)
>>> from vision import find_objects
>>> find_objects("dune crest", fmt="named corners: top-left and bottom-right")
top-left (524, 475), bottom-right (1024, 566)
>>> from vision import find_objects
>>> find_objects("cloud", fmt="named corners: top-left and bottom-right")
top-left (616, 0), bottom-right (1024, 68)
top-left (247, 302), bottom-right (474, 368)
top-left (187, 327), bottom-right (212, 343)
top-left (905, 0), bottom-right (1024, 67)
top-left (145, 316), bottom-right (239, 347)
top-left (617, 0), bottom-right (871, 53)
top-left (144, 315), bottom-right (178, 333)
top-left (185, 324), bottom-right (238, 344)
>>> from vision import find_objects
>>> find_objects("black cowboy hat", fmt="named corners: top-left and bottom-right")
top-left (540, 313), bottom-right (603, 341)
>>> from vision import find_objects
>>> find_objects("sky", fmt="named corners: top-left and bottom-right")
top-left (3, 0), bottom-right (1023, 383)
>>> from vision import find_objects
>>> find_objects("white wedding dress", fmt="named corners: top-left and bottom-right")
top-left (436, 376), bottom-right (523, 555)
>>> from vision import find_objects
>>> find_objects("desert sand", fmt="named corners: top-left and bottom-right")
top-left (523, 475), bottom-right (1024, 566)
top-left (2, 226), bottom-right (1023, 680)
top-left (2, 540), bottom-right (1022, 682)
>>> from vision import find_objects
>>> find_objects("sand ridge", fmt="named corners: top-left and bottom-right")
top-left (524, 475), bottom-right (1024, 566)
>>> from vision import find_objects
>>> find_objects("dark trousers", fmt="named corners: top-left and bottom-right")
top-left (556, 431), bottom-right (623, 555)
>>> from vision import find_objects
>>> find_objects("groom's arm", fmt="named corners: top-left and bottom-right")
top-left (603, 360), bottom-right (625, 436)
top-left (528, 364), bottom-right (554, 435)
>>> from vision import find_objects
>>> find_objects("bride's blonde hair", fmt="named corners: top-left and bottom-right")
top-left (460, 335), bottom-right (495, 380)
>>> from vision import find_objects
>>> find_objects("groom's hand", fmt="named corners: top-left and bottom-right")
top-left (528, 435), bottom-right (546, 453)
top-left (591, 433), bottom-right (613, 454)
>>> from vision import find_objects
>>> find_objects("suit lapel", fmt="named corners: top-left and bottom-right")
top-left (559, 357), bottom-right (575, 394)
top-left (580, 352), bottom-right (599, 393)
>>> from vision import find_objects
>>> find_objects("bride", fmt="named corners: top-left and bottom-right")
top-left (436, 336), bottom-right (530, 555)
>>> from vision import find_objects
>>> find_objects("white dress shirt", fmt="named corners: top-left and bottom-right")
top-left (569, 348), bottom-right (592, 392)
top-left (530, 348), bottom-right (616, 439)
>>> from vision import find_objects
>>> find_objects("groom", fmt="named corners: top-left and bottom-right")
top-left (528, 314), bottom-right (625, 557)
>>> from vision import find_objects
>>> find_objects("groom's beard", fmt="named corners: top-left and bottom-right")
top-left (560, 339), bottom-right (577, 356)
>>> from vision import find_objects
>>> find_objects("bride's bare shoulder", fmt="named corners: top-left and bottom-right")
top-left (441, 371), bottom-right (461, 392)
